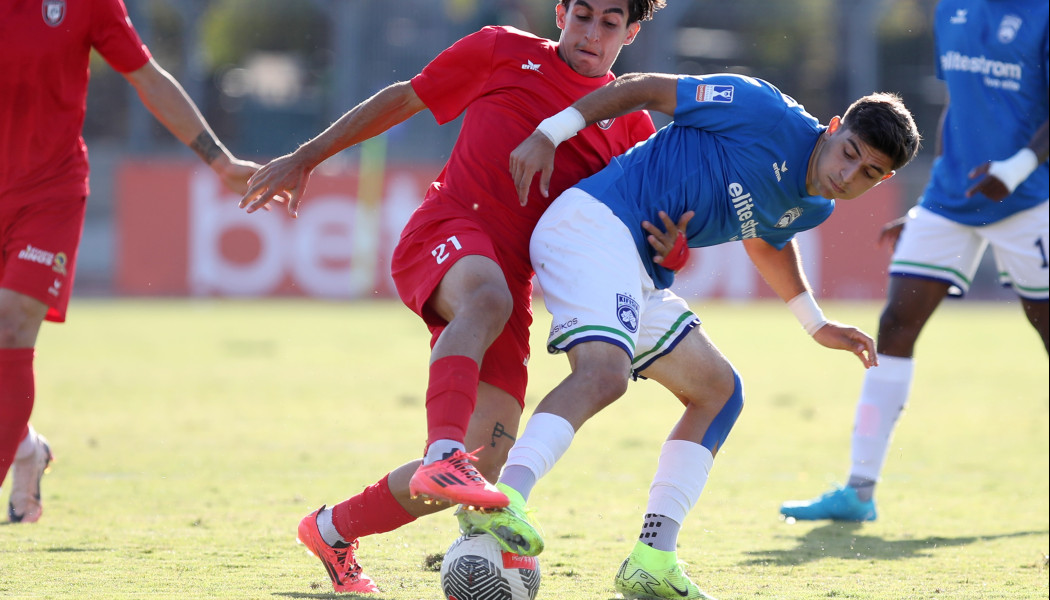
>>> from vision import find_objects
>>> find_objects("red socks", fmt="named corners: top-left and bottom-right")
top-left (331, 474), bottom-right (415, 541)
top-left (424, 355), bottom-right (479, 446)
top-left (0, 348), bottom-right (35, 487)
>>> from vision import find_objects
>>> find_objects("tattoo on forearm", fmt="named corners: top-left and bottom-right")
top-left (491, 422), bottom-right (515, 448)
top-left (190, 131), bottom-right (222, 165)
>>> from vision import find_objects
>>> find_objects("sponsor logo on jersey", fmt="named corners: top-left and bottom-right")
top-left (695, 84), bottom-right (734, 103)
top-left (940, 51), bottom-right (1023, 90)
top-left (775, 207), bottom-right (803, 228)
top-left (949, 9), bottom-right (967, 25)
top-left (42, 0), bottom-right (65, 26)
top-left (616, 294), bottom-right (639, 333)
top-left (940, 51), bottom-right (1022, 80)
top-left (998, 14), bottom-right (1022, 44)
top-left (521, 60), bottom-right (543, 74)
top-left (773, 160), bottom-right (788, 182)
top-left (728, 182), bottom-right (759, 239)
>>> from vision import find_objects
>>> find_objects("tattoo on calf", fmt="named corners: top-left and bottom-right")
top-left (190, 131), bottom-right (222, 165)
top-left (491, 422), bottom-right (516, 448)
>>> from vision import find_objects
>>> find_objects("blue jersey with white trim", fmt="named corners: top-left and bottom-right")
top-left (922, 0), bottom-right (1049, 225)
top-left (575, 74), bottom-right (833, 289)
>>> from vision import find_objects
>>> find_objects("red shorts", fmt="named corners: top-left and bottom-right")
top-left (0, 195), bottom-right (85, 323)
top-left (391, 205), bottom-right (532, 407)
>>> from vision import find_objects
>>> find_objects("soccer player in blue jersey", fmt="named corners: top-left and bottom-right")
top-left (781, 0), bottom-right (1048, 523)
top-left (459, 72), bottom-right (920, 600)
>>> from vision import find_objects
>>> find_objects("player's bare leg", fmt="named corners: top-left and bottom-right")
top-left (1020, 297), bottom-right (1049, 353)
top-left (407, 256), bottom-right (512, 509)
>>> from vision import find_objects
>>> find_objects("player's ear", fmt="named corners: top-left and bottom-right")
top-left (623, 22), bottom-right (641, 45)
top-left (555, 2), bottom-right (567, 29)
top-left (880, 170), bottom-right (895, 182)
top-left (826, 116), bottom-right (842, 135)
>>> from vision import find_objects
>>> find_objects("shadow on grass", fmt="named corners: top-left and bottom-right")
top-left (741, 522), bottom-right (1049, 566)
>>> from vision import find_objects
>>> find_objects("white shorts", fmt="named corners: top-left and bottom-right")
top-left (530, 189), bottom-right (700, 373)
top-left (890, 202), bottom-right (1050, 300)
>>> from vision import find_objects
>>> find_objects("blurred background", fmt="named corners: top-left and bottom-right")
top-left (79, 0), bottom-right (1009, 302)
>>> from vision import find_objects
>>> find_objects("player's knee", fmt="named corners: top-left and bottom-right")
top-left (573, 362), bottom-right (630, 406)
top-left (466, 282), bottom-right (514, 331)
top-left (0, 299), bottom-right (42, 347)
top-left (699, 367), bottom-right (744, 454)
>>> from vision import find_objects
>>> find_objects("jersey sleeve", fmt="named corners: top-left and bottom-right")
top-left (672, 74), bottom-right (792, 137)
top-left (90, 0), bottom-right (151, 74)
top-left (411, 27), bottom-right (499, 125)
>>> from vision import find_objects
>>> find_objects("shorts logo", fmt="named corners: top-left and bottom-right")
top-left (695, 84), bottom-right (734, 103)
top-left (775, 207), bottom-right (802, 228)
top-left (53, 252), bottom-right (68, 276)
top-left (616, 293), bottom-right (639, 333)
top-left (42, 0), bottom-right (65, 26)
top-left (17, 244), bottom-right (57, 267)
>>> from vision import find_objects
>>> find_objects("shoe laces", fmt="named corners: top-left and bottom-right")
top-left (330, 539), bottom-right (366, 582)
top-left (447, 447), bottom-right (486, 483)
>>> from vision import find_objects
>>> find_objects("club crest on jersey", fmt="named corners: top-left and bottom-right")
top-left (775, 207), bottom-right (803, 228)
top-left (695, 84), bottom-right (733, 103)
top-left (597, 118), bottom-right (615, 130)
top-left (42, 0), bottom-right (65, 26)
top-left (616, 293), bottom-right (639, 333)
top-left (998, 14), bottom-right (1022, 44)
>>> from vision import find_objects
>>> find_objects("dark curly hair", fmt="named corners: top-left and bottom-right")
top-left (841, 92), bottom-right (922, 171)
top-left (559, 0), bottom-right (667, 24)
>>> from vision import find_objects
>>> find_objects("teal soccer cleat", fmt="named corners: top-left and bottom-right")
top-left (780, 485), bottom-right (877, 522)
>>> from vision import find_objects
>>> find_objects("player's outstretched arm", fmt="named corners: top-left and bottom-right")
top-left (966, 119), bottom-right (1049, 202)
top-left (743, 238), bottom-right (876, 368)
top-left (240, 81), bottom-right (427, 216)
top-left (122, 58), bottom-right (260, 194)
top-left (509, 73), bottom-right (678, 205)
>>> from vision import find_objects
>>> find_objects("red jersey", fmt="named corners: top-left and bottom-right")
top-left (0, 0), bottom-right (151, 201)
top-left (410, 26), bottom-right (656, 269)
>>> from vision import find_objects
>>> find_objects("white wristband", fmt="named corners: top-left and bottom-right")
top-left (987, 148), bottom-right (1038, 193)
top-left (536, 107), bottom-right (586, 148)
top-left (787, 291), bottom-right (828, 336)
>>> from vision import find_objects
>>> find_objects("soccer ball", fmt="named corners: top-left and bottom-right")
top-left (440, 532), bottom-right (541, 600)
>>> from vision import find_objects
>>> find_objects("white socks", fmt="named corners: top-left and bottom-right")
top-left (499, 412), bottom-right (575, 500)
top-left (639, 440), bottom-right (713, 552)
top-left (849, 354), bottom-right (914, 491)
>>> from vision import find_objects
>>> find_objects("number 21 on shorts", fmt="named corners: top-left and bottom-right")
top-left (431, 235), bottom-right (462, 264)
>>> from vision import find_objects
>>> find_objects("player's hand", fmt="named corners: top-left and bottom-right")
top-left (876, 215), bottom-right (908, 251)
top-left (812, 322), bottom-right (878, 368)
top-left (509, 131), bottom-right (557, 207)
top-left (240, 153), bottom-right (312, 217)
top-left (965, 162), bottom-right (1010, 202)
top-left (644, 210), bottom-right (694, 268)
top-left (213, 156), bottom-right (262, 196)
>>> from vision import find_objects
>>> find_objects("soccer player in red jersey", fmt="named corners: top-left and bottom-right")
top-left (0, 0), bottom-right (258, 524)
top-left (240, 0), bottom-right (664, 593)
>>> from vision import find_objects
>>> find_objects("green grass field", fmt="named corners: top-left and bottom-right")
top-left (1, 298), bottom-right (1046, 599)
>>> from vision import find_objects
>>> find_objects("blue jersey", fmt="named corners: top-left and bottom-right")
top-left (575, 74), bottom-right (833, 289)
top-left (922, 0), bottom-right (1049, 225)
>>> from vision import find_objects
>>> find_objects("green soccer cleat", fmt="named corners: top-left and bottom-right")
top-left (614, 541), bottom-right (716, 600)
top-left (455, 482), bottom-right (544, 556)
